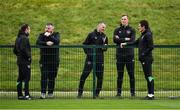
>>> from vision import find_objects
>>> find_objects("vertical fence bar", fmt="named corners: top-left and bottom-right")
top-left (92, 45), bottom-right (96, 99)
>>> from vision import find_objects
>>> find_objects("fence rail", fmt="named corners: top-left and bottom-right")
top-left (0, 45), bottom-right (180, 99)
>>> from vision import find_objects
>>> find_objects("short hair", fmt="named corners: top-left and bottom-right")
top-left (139, 20), bottom-right (149, 30)
top-left (121, 14), bottom-right (128, 18)
top-left (17, 24), bottom-right (29, 37)
top-left (97, 21), bottom-right (106, 27)
top-left (46, 23), bottom-right (54, 26)
top-left (46, 23), bottom-right (54, 29)
top-left (20, 24), bottom-right (29, 32)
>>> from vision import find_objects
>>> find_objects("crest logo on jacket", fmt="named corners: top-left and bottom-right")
top-left (126, 30), bottom-right (131, 34)
top-left (119, 31), bottom-right (121, 34)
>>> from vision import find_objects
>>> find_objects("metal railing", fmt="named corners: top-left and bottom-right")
top-left (0, 45), bottom-right (180, 99)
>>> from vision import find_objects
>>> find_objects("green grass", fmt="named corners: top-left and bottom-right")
top-left (1, 98), bottom-right (180, 109)
top-left (0, 1), bottom-right (180, 109)
top-left (0, 0), bottom-right (180, 45)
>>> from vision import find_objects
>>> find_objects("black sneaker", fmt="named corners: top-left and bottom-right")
top-left (131, 93), bottom-right (135, 97)
top-left (115, 93), bottom-right (121, 97)
top-left (18, 96), bottom-right (25, 100)
top-left (77, 94), bottom-right (82, 99)
top-left (144, 96), bottom-right (154, 100)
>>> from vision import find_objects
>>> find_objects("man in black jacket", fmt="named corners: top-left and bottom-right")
top-left (77, 22), bottom-right (108, 98)
top-left (13, 24), bottom-right (31, 100)
top-left (113, 15), bottom-right (136, 97)
top-left (121, 20), bottom-right (154, 100)
top-left (36, 23), bottom-right (60, 99)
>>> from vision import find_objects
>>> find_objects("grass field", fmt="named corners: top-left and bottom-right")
top-left (1, 0), bottom-right (180, 109)
top-left (1, 91), bottom-right (180, 109)
top-left (0, 0), bottom-right (180, 45)
top-left (1, 98), bottom-right (180, 109)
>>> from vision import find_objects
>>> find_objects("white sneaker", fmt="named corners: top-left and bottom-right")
top-left (40, 93), bottom-right (46, 99)
top-left (25, 95), bottom-right (32, 100)
top-left (48, 93), bottom-right (54, 98)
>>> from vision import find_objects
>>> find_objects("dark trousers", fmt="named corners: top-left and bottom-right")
top-left (40, 63), bottom-right (59, 94)
top-left (116, 55), bottom-right (135, 95)
top-left (17, 64), bottom-right (31, 96)
top-left (141, 60), bottom-right (154, 94)
top-left (78, 56), bottom-right (104, 96)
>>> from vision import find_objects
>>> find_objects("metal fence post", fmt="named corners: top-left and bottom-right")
top-left (92, 45), bottom-right (96, 99)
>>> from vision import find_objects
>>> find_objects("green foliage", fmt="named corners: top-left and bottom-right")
top-left (0, 0), bottom-right (180, 44)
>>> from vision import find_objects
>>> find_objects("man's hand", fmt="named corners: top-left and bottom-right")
top-left (120, 43), bottom-right (127, 48)
top-left (46, 41), bottom-right (54, 46)
top-left (125, 38), bottom-right (130, 41)
top-left (115, 35), bottom-right (119, 39)
top-left (44, 32), bottom-right (51, 37)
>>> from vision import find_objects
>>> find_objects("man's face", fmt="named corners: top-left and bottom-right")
top-left (25, 26), bottom-right (31, 34)
top-left (45, 25), bottom-right (54, 33)
top-left (138, 24), bottom-right (145, 33)
top-left (98, 23), bottom-right (106, 33)
top-left (121, 16), bottom-right (128, 26)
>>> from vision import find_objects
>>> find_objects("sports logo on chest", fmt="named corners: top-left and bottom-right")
top-left (119, 31), bottom-right (122, 34)
top-left (126, 30), bottom-right (131, 34)
top-left (94, 36), bottom-right (98, 40)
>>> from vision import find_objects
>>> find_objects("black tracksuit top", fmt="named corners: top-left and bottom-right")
top-left (13, 33), bottom-right (31, 65)
top-left (36, 32), bottom-right (60, 64)
top-left (83, 29), bottom-right (108, 56)
top-left (113, 25), bottom-right (135, 56)
top-left (128, 29), bottom-right (154, 61)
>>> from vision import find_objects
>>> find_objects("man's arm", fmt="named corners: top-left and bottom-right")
top-left (20, 37), bottom-right (31, 61)
top-left (113, 28), bottom-right (130, 44)
top-left (36, 34), bottom-right (46, 46)
top-left (142, 33), bottom-right (154, 56)
top-left (121, 38), bottom-right (139, 48)
top-left (102, 36), bottom-right (108, 51)
top-left (50, 32), bottom-right (60, 45)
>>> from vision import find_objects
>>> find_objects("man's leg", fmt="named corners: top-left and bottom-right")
top-left (40, 64), bottom-right (48, 96)
top-left (23, 64), bottom-right (31, 97)
top-left (78, 58), bottom-right (92, 97)
top-left (95, 61), bottom-right (104, 97)
top-left (116, 57), bottom-right (125, 96)
top-left (126, 56), bottom-right (135, 96)
top-left (48, 63), bottom-right (59, 96)
top-left (141, 60), bottom-right (154, 99)
top-left (17, 64), bottom-right (23, 99)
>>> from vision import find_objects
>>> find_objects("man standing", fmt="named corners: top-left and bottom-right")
top-left (121, 20), bottom-right (154, 100)
top-left (113, 15), bottom-right (136, 97)
top-left (77, 22), bottom-right (108, 98)
top-left (13, 24), bottom-right (32, 100)
top-left (36, 23), bottom-right (60, 99)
